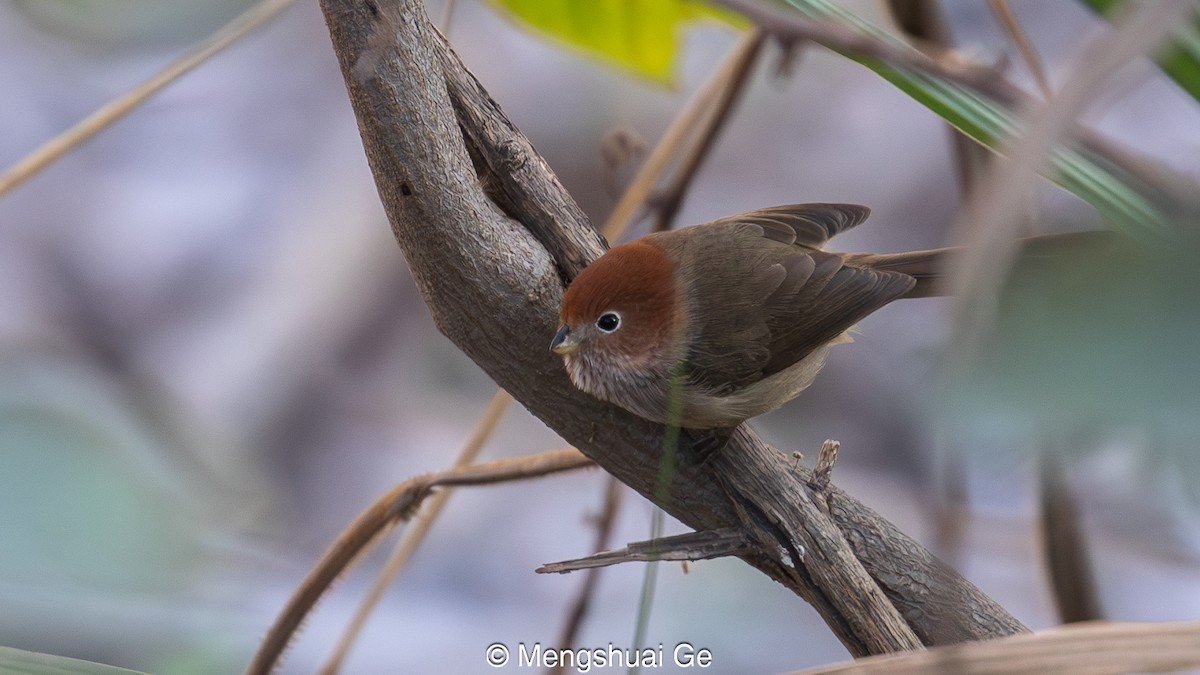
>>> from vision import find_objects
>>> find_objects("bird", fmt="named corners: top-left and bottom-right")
top-left (549, 203), bottom-right (1101, 450)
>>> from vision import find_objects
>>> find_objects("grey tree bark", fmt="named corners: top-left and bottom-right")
top-left (318, 0), bottom-right (1027, 657)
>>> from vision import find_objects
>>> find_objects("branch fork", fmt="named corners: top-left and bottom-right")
top-left (308, 0), bottom-right (1028, 661)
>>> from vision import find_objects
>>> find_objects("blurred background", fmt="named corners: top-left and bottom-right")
top-left (1, 0), bottom-right (1198, 672)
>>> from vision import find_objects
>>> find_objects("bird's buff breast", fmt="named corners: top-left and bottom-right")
top-left (562, 343), bottom-right (838, 429)
top-left (561, 350), bottom-right (679, 425)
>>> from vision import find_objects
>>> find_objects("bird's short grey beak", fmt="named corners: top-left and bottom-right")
top-left (550, 325), bottom-right (577, 354)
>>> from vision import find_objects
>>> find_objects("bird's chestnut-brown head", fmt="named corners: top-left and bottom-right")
top-left (551, 239), bottom-right (684, 391)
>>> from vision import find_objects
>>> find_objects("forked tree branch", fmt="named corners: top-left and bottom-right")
top-left (313, 0), bottom-right (1026, 660)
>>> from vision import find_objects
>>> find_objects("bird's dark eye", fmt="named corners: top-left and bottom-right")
top-left (595, 311), bottom-right (621, 333)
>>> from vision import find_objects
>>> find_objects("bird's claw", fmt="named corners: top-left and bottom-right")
top-left (684, 426), bottom-right (736, 464)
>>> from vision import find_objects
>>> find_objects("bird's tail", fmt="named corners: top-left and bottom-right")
top-left (843, 231), bottom-right (1117, 299)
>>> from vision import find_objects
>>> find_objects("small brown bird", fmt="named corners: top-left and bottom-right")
top-left (550, 203), bottom-right (1069, 444)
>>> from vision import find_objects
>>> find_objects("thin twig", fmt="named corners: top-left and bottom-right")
top-left (538, 528), bottom-right (752, 574)
top-left (600, 127), bottom-right (648, 201)
top-left (598, 29), bottom-right (768, 240)
top-left (610, 30), bottom-right (772, 671)
top-left (244, 447), bottom-right (593, 675)
top-left (1038, 451), bottom-right (1103, 623)
top-left (987, 0), bottom-right (1054, 99)
top-left (547, 476), bottom-right (623, 675)
top-left (0, 0), bottom-right (299, 198)
top-left (318, 391), bottom-right (513, 674)
top-left (650, 29), bottom-right (766, 232)
top-left (882, 0), bottom-right (991, 198)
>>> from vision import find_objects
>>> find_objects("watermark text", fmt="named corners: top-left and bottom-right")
top-left (485, 642), bottom-right (712, 670)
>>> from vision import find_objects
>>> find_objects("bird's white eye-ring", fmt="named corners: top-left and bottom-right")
top-left (595, 311), bottom-right (621, 333)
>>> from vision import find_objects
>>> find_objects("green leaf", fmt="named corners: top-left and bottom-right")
top-left (1080, 0), bottom-right (1200, 103)
top-left (486, 0), bottom-right (745, 85)
top-left (0, 646), bottom-right (148, 675)
top-left (778, 0), bottom-right (1190, 238)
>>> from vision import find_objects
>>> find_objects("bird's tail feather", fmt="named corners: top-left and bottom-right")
top-left (843, 231), bottom-right (1117, 299)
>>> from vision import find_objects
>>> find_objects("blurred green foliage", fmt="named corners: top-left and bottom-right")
top-left (943, 235), bottom-right (1200, 445)
top-left (0, 645), bottom-right (148, 675)
top-left (486, 0), bottom-right (745, 84)
top-left (12, 0), bottom-right (258, 47)
top-left (0, 358), bottom-right (198, 593)
top-left (0, 354), bottom-right (241, 674)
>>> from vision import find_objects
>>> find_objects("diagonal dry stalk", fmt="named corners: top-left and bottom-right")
top-left (244, 447), bottom-right (593, 675)
top-left (317, 389), bottom-right (512, 674)
top-left (648, 29), bottom-right (766, 232)
top-left (987, 0), bottom-right (1054, 99)
top-left (597, 28), bottom-right (767, 241)
top-left (0, 0), bottom-right (299, 198)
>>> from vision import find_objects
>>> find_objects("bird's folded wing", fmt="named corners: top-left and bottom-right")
top-left (672, 210), bottom-right (914, 393)
top-left (705, 203), bottom-right (872, 249)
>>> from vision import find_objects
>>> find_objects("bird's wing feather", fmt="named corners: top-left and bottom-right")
top-left (653, 211), bottom-right (913, 394)
top-left (705, 203), bottom-right (871, 248)
top-left (760, 250), bottom-right (915, 375)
